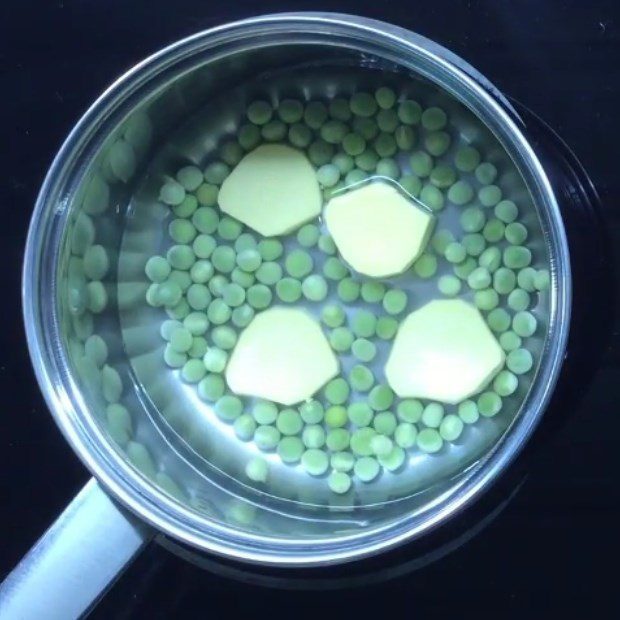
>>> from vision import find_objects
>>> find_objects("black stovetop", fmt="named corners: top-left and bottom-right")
top-left (1, 1), bottom-right (619, 616)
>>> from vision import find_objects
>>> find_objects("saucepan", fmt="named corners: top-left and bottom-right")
top-left (1, 12), bottom-right (570, 618)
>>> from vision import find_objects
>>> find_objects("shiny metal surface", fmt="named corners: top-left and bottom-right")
top-left (19, 11), bottom-right (570, 571)
top-left (0, 479), bottom-right (151, 619)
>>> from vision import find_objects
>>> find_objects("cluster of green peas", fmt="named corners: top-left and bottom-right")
top-left (145, 86), bottom-right (550, 496)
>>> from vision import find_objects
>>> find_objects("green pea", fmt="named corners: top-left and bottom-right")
top-left (171, 269), bottom-right (194, 290)
top-left (421, 106), bottom-right (447, 131)
top-left (251, 400), bottom-right (278, 425)
top-left (285, 249), bottom-right (313, 278)
top-left (421, 403), bottom-right (444, 428)
top-left (161, 320), bottom-right (181, 340)
top-left (350, 92), bottom-right (377, 117)
top-left (467, 267), bottom-right (492, 290)
top-left (183, 311), bottom-right (209, 335)
top-left (301, 275), bottom-right (328, 301)
top-left (84, 334), bottom-right (108, 368)
top-left (416, 428), bottom-right (443, 453)
top-left (276, 408), bottom-right (303, 435)
top-left (479, 246), bottom-right (502, 272)
top-left (344, 169), bottom-right (368, 186)
top-left (375, 86), bottom-right (396, 109)
top-left (192, 206), bottom-right (219, 233)
top-left (245, 457), bottom-right (268, 483)
top-left (188, 336), bottom-right (208, 359)
top-left (462, 233), bottom-right (486, 257)
top-left (352, 117), bottom-right (379, 141)
top-left (379, 446), bottom-right (407, 471)
top-left (431, 229), bottom-right (455, 254)
top-left (301, 449), bottom-right (329, 476)
top-left (317, 163), bottom-right (341, 188)
top-left (167, 245), bottom-right (195, 270)
top-left (477, 391), bottom-right (502, 418)
top-left (347, 402), bottom-right (372, 427)
top-left (211, 326), bottom-right (237, 350)
top-left (181, 359), bottom-right (206, 384)
top-left (203, 347), bottom-right (228, 373)
top-left (448, 180), bottom-right (474, 205)
top-left (395, 125), bottom-right (416, 151)
top-left (277, 436), bottom-right (305, 463)
top-left (474, 288), bottom-right (499, 311)
top-left (328, 471), bottom-right (352, 494)
top-left (170, 327), bottom-right (193, 353)
top-left (424, 131), bottom-right (451, 157)
top-left (460, 207), bottom-right (486, 233)
top-left (324, 378), bottom-right (350, 405)
top-left (420, 184), bottom-right (445, 212)
top-left (332, 152), bottom-right (355, 174)
top-left (368, 385), bottom-right (394, 411)
top-left (83, 245), bottom-right (109, 280)
top-left (517, 267), bottom-right (537, 292)
top-left (487, 307), bottom-right (511, 333)
top-left (329, 327), bottom-right (354, 352)
top-left (254, 425), bottom-right (281, 451)
top-left (207, 299), bottom-right (231, 324)
top-left (145, 256), bottom-right (171, 283)
top-left (308, 139), bottom-right (334, 166)
top-left (351, 338), bottom-right (376, 362)
top-left (376, 158), bottom-right (400, 179)
top-left (304, 101), bottom-right (328, 129)
top-left (355, 149), bottom-right (379, 172)
top-left (220, 141), bottom-right (243, 166)
top-left (494, 199), bottom-right (518, 223)
top-left (382, 289), bottom-right (407, 315)
top-left (257, 239), bottom-right (283, 261)
top-left (410, 151), bottom-right (433, 177)
top-left (231, 304), bottom-right (255, 328)
top-left (475, 162), bottom-right (498, 185)
top-left (337, 278), bottom-right (360, 302)
top-left (351, 309), bottom-right (377, 338)
top-left (218, 217), bottom-right (243, 241)
top-left (321, 304), bottom-right (345, 328)
top-left (236, 248), bottom-right (262, 273)
top-left (288, 123), bottom-right (313, 148)
top-left (106, 404), bottom-right (132, 446)
top-left (513, 311), bottom-right (537, 337)
top-left (329, 97), bottom-right (353, 121)
top-left (302, 425), bottom-right (326, 449)
top-left (246, 284), bottom-right (272, 309)
top-left (534, 269), bottom-right (551, 291)
top-left (438, 274), bottom-right (462, 297)
top-left (503, 246), bottom-right (532, 270)
top-left (300, 400), bottom-right (324, 424)
top-left (430, 164), bottom-right (456, 188)
top-left (165, 299), bottom-right (190, 320)
top-left (499, 330), bottom-right (522, 352)
top-left (505, 222), bottom-right (528, 245)
top-left (479, 184), bottom-right (502, 208)
top-left (164, 345), bottom-right (187, 368)
top-left (160, 181), bottom-right (186, 206)
top-left (493, 267), bottom-right (517, 295)
top-left (231, 267), bottom-right (254, 289)
top-left (494, 370), bottom-right (518, 397)
top-left (439, 415), bottom-right (464, 441)
top-left (320, 120), bottom-right (348, 145)
top-left (413, 253), bottom-right (438, 278)
top-left (376, 316), bottom-right (398, 340)
top-left (351, 427), bottom-right (377, 457)
top-left (458, 400), bottom-right (479, 424)
top-left (371, 434), bottom-right (394, 457)
top-left (323, 257), bottom-right (349, 281)
top-left (173, 194), bottom-right (198, 218)
top-left (377, 108), bottom-right (399, 133)
top-left (360, 281), bottom-right (386, 303)
top-left (233, 414), bottom-right (257, 441)
top-left (277, 98), bottom-right (304, 123)
top-left (483, 218), bottom-right (505, 243)
top-left (455, 145), bottom-right (481, 172)
top-left (255, 262), bottom-right (282, 286)
top-left (373, 411), bottom-right (397, 436)
top-left (204, 161), bottom-right (230, 185)
top-left (445, 242), bottom-right (467, 264)
top-left (197, 373), bottom-right (225, 401)
top-left (210, 246), bottom-right (235, 274)
top-left (238, 124), bottom-right (261, 151)
top-left (507, 348), bottom-right (534, 375)
top-left (354, 456), bottom-right (380, 482)
top-left (246, 100), bottom-right (273, 125)
top-left (349, 365), bottom-right (374, 392)
top-left (394, 423), bottom-right (417, 448)
top-left (193, 234), bottom-right (217, 259)
top-left (398, 174), bottom-right (422, 197)
top-left (397, 99), bottom-right (422, 125)
top-left (186, 283), bottom-right (211, 310)
top-left (275, 277), bottom-right (302, 303)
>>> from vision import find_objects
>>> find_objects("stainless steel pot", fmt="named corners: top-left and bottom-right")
top-left (1, 12), bottom-right (570, 618)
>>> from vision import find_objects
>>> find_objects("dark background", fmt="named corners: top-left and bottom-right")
top-left (1, 0), bottom-right (619, 617)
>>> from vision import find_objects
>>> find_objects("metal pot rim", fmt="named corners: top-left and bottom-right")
top-left (22, 12), bottom-right (571, 565)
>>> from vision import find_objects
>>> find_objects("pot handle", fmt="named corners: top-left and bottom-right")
top-left (0, 478), bottom-right (153, 619)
